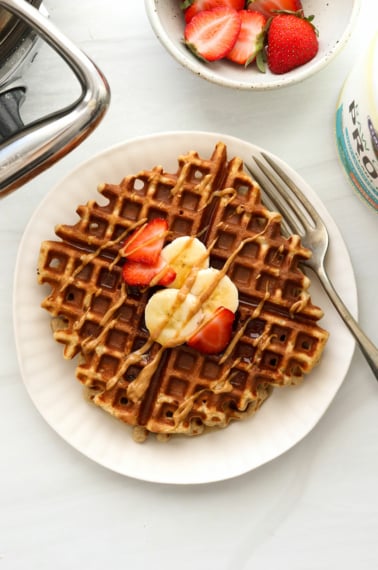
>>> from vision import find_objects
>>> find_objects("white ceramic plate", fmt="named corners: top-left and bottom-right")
top-left (144, 0), bottom-right (361, 90)
top-left (13, 131), bottom-right (357, 485)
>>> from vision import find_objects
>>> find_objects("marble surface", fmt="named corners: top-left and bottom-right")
top-left (1, 1), bottom-right (377, 568)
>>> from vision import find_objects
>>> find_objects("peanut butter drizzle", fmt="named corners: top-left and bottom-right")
top-left (107, 209), bottom-right (305, 404)
top-left (58, 217), bottom-right (145, 294)
top-left (54, 215), bottom-right (147, 358)
top-left (172, 368), bottom-right (235, 428)
top-left (147, 238), bottom-right (214, 346)
top-left (151, 236), bottom-right (211, 290)
top-left (54, 158), bottom-right (315, 419)
top-left (159, 219), bottom-right (279, 347)
top-left (218, 292), bottom-right (270, 366)
top-left (81, 283), bottom-right (129, 353)
top-left (170, 167), bottom-right (213, 200)
top-left (125, 346), bottom-right (165, 402)
top-left (104, 338), bottom-right (155, 392)
top-left (290, 291), bottom-right (311, 315)
top-left (211, 187), bottom-right (238, 206)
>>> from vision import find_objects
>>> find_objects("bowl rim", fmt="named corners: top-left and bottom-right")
top-left (144, 0), bottom-right (362, 90)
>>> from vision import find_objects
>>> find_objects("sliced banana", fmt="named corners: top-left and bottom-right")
top-left (145, 289), bottom-right (203, 347)
top-left (161, 236), bottom-right (209, 289)
top-left (191, 267), bottom-right (239, 315)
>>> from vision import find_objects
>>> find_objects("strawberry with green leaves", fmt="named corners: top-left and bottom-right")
top-left (184, 6), bottom-right (241, 62)
top-left (246, 0), bottom-right (303, 18)
top-left (227, 10), bottom-right (267, 67)
top-left (266, 12), bottom-right (319, 74)
top-left (182, 0), bottom-right (245, 23)
top-left (188, 306), bottom-right (235, 354)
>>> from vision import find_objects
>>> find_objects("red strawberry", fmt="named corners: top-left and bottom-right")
top-left (122, 256), bottom-right (176, 287)
top-left (246, 0), bottom-right (303, 18)
top-left (182, 0), bottom-right (245, 23)
top-left (187, 306), bottom-right (235, 354)
top-left (266, 13), bottom-right (318, 74)
top-left (123, 218), bottom-right (168, 265)
top-left (184, 7), bottom-right (241, 62)
top-left (227, 10), bottom-right (267, 67)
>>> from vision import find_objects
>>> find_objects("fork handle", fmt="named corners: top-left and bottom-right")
top-left (316, 265), bottom-right (378, 380)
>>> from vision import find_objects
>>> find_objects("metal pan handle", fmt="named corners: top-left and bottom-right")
top-left (0, 0), bottom-right (110, 197)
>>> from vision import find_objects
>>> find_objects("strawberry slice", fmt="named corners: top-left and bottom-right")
top-left (182, 0), bottom-right (245, 24)
top-left (187, 306), bottom-right (235, 354)
top-left (123, 218), bottom-right (168, 265)
top-left (227, 10), bottom-right (267, 66)
top-left (184, 7), bottom-right (242, 62)
top-left (246, 0), bottom-right (303, 18)
top-left (122, 256), bottom-right (176, 287)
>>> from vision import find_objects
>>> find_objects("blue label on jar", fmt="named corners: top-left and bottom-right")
top-left (336, 103), bottom-right (378, 211)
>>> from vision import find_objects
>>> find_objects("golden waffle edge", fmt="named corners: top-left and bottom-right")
top-left (37, 142), bottom-right (329, 442)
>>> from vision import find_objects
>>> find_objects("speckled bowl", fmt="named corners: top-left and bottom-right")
top-left (144, 0), bottom-right (361, 90)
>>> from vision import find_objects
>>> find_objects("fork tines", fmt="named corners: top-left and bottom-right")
top-left (246, 152), bottom-right (323, 238)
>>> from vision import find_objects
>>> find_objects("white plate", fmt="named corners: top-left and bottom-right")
top-left (13, 131), bottom-right (357, 485)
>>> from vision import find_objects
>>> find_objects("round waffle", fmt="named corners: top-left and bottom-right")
top-left (37, 142), bottom-right (329, 441)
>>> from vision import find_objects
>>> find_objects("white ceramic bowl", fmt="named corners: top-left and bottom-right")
top-left (144, 0), bottom-right (361, 90)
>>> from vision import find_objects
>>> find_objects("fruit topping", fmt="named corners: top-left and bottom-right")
top-left (180, 0), bottom-right (319, 75)
top-left (123, 223), bottom-right (239, 354)
top-left (245, 0), bottom-right (303, 18)
top-left (266, 12), bottom-right (319, 74)
top-left (161, 236), bottom-right (209, 288)
top-left (123, 218), bottom-right (168, 265)
top-left (184, 6), bottom-right (242, 62)
top-left (122, 257), bottom-right (176, 287)
top-left (190, 267), bottom-right (239, 315)
top-left (226, 10), bottom-right (267, 67)
top-left (144, 245), bottom-right (239, 353)
top-left (187, 306), bottom-right (235, 354)
top-left (182, 0), bottom-right (245, 23)
top-left (145, 289), bottom-right (204, 347)
top-left (122, 218), bottom-right (177, 287)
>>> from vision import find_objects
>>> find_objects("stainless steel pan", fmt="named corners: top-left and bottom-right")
top-left (0, 0), bottom-right (110, 196)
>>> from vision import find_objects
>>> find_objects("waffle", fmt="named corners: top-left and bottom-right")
top-left (38, 142), bottom-right (329, 441)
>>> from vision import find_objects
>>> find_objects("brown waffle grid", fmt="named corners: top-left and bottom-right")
top-left (38, 142), bottom-right (329, 440)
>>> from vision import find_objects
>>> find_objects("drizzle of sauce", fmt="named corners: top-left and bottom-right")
top-left (172, 368), bottom-right (235, 428)
top-left (126, 346), bottom-right (165, 402)
top-left (48, 153), bottom-right (316, 431)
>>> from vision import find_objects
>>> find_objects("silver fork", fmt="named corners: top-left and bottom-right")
top-left (247, 152), bottom-right (378, 380)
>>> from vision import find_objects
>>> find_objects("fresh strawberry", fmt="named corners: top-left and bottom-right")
top-left (122, 256), bottom-right (176, 287)
top-left (182, 0), bottom-right (245, 24)
top-left (184, 7), bottom-right (242, 62)
top-left (123, 218), bottom-right (168, 265)
top-left (227, 10), bottom-right (267, 66)
top-left (266, 13), bottom-right (318, 74)
top-left (246, 0), bottom-right (303, 18)
top-left (187, 306), bottom-right (235, 354)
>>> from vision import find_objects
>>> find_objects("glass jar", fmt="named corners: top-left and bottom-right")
top-left (335, 32), bottom-right (378, 211)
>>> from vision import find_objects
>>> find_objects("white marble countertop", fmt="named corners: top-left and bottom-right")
top-left (1, 1), bottom-right (377, 569)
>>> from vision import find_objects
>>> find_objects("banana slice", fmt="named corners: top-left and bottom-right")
top-left (191, 267), bottom-right (239, 315)
top-left (161, 236), bottom-right (209, 288)
top-left (145, 289), bottom-right (203, 347)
